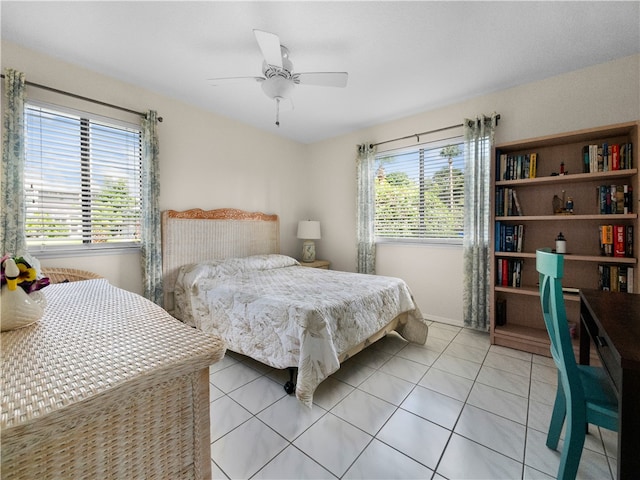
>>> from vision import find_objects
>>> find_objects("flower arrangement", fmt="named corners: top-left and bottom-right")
top-left (1, 255), bottom-right (50, 294)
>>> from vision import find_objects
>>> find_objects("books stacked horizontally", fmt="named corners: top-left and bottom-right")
top-left (584, 142), bottom-right (633, 173)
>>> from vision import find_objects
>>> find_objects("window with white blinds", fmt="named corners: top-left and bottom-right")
top-left (375, 138), bottom-right (465, 243)
top-left (24, 102), bottom-right (142, 254)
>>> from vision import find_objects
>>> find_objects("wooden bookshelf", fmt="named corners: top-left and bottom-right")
top-left (490, 121), bottom-right (639, 357)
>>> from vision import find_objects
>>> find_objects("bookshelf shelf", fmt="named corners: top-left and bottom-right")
top-left (495, 251), bottom-right (637, 264)
top-left (496, 168), bottom-right (637, 187)
top-left (496, 214), bottom-right (637, 221)
top-left (490, 121), bottom-right (639, 357)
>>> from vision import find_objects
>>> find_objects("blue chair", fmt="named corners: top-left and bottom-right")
top-left (535, 248), bottom-right (618, 480)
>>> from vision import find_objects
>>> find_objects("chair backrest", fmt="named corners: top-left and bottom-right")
top-left (536, 248), bottom-right (582, 398)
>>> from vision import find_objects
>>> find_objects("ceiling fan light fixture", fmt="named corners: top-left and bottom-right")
top-left (261, 75), bottom-right (295, 100)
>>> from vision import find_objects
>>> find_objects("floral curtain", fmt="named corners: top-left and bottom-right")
top-left (463, 113), bottom-right (498, 330)
top-left (1, 68), bottom-right (28, 257)
top-left (141, 110), bottom-right (163, 305)
top-left (356, 143), bottom-right (377, 274)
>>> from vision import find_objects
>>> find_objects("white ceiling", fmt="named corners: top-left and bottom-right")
top-left (2, 1), bottom-right (639, 144)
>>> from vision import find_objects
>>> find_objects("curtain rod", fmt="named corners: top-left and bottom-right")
top-left (0, 73), bottom-right (163, 122)
top-left (369, 114), bottom-right (500, 149)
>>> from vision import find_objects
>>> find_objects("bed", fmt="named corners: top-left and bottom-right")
top-left (162, 208), bottom-right (428, 407)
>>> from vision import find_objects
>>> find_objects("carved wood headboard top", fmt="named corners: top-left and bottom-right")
top-left (161, 208), bottom-right (280, 311)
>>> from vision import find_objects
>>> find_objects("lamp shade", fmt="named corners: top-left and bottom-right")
top-left (297, 220), bottom-right (321, 240)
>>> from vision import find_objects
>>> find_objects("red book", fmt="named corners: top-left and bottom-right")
top-left (614, 225), bottom-right (626, 257)
top-left (502, 259), bottom-right (508, 286)
top-left (612, 144), bottom-right (620, 170)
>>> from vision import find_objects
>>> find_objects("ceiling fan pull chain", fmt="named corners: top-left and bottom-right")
top-left (275, 97), bottom-right (281, 127)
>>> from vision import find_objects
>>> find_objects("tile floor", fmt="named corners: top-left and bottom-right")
top-left (208, 321), bottom-right (617, 479)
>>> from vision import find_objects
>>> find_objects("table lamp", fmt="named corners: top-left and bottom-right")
top-left (297, 220), bottom-right (321, 262)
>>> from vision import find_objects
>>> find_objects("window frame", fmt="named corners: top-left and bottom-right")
top-left (24, 100), bottom-right (143, 258)
top-left (374, 136), bottom-right (466, 246)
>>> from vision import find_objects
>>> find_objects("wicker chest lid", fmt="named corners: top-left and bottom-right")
top-left (1, 279), bottom-right (225, 430)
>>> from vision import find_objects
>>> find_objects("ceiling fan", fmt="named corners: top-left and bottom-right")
top-left (208, 30), bottom-right (348, 126)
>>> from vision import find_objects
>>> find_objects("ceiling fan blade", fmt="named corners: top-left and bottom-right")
top-left (254, 29), bottom-right (283, 68)
top-left (294, 72), bottom-right (348, 88)
top-left (208, 76), bottom-right (265, 86)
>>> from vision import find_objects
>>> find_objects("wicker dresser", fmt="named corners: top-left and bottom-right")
top-left (1, 279), bottom-right (225, 479)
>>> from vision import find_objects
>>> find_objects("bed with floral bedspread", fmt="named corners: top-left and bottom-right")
top-left (173, 254), bottom-right (428, 407)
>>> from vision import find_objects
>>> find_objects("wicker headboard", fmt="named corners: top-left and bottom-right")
top-left (161, 208), bottom-right (280, 312)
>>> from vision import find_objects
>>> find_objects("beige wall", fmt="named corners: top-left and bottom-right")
top-left (306, 54), bottom-right (640, 325)
top-left (2, 41), bottom-right (308, 294)
top-left (3, 41), bottom-right (639, 325)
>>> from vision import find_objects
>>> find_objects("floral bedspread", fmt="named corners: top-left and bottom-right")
top-left (173, 254), bottom-right (428, 407)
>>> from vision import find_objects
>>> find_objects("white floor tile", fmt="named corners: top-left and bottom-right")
top-left (253, 445), bottom-right (336, 479)
top-left (431, 353), bottom-right (482, 380)
top-left (454, 404), bottom-right (526, 463)
top-left (401, 385), bottom-right (464, 430)
top-left (209, 354), bottom-right (238, 374)
top-left (311, 377), bottom-right (354, 410)
top-left (378, 355), bottom-right (429, 383)
top-left (369, 331), bottom-right (409, 355)
top-left (357, 370), bottom-right (415, 406)
top-left (418, 367), bottom-right (474, 402)
top-left (343, 438), bottom-right (434, 479)
top-left (452, 328), bottom-right (491, 352)
top-left (531, 362), bottom-right (558, 386)
top-left (206, 321), bottom-right (613, 480)
top-left (437, 433), bottom-right (523, 479)
top-left (483, 350), bottom-right (532, 378)
top-left (443, 341), bottom-right (488, 364)
top-left (210, 361), bottom-right (263, 393)
top-left (257, 395), bottom-right (326, 442)
top-left (396, 343), bottom-right (441, 366)
top-left (377, 408), bottom-right (450, 470)
top-left (228, 375), bottom-right (286, 414)
top-left (476, 363), bottom-right (531, 397)
top-left (329, 358), bottom-right (377, 387)
top-left (525, 428), bottom-right (613, 480)
top-left (210, 395), bottom-right (252, 442)
top-left (293, 413), bottom-right (372, 477)
top-left (331, 388), bottom-right (396, 436)
top-left (211, 417), bottom-right (288, 479)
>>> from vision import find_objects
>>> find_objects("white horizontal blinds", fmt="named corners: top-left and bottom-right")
top-left (375, 139), bottom-right (465, 241)
top-left (24, 103), bottom-right (142, 251)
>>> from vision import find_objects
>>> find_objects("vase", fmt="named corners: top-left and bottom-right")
top-left (1, 285), bottom-right (47, 332)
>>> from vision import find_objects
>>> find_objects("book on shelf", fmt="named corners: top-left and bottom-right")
top-left (597, 184), bottom-right (633, 214)
top-left (584, 142), bottom-right (633, 173)
top-left (614, 225), bottom-right (626, 257)
top-left (598, 264), bottom-right (635, 293)
top-left (495, 298), bottom-right (507, 326)
top-left (495, 223), bottom-right (525, 252)
top-left (496, 258), bottom-right (523, 288)
top-left (496, 152), bottom-right (537, 180)
top-left (512, 189), bottom-right (524, 216)
top-left (495, 187), bottom-right (524, 216)
top-left (600, 224), bottom-right (633, 257)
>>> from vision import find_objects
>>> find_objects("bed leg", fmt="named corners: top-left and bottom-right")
top-left (284, 367), bottom-right (297, 395)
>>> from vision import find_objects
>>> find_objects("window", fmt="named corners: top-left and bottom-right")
top-left (374, 138), bottom-right (465, 243)
top-left (24, 102), bottom-right (142, 254)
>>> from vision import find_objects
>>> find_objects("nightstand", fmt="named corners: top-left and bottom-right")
top-left (299, 259), bottom-right (330, 269)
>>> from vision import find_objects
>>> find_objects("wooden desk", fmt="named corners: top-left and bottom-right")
top-left (579, 289), bottom-right (640, 480)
